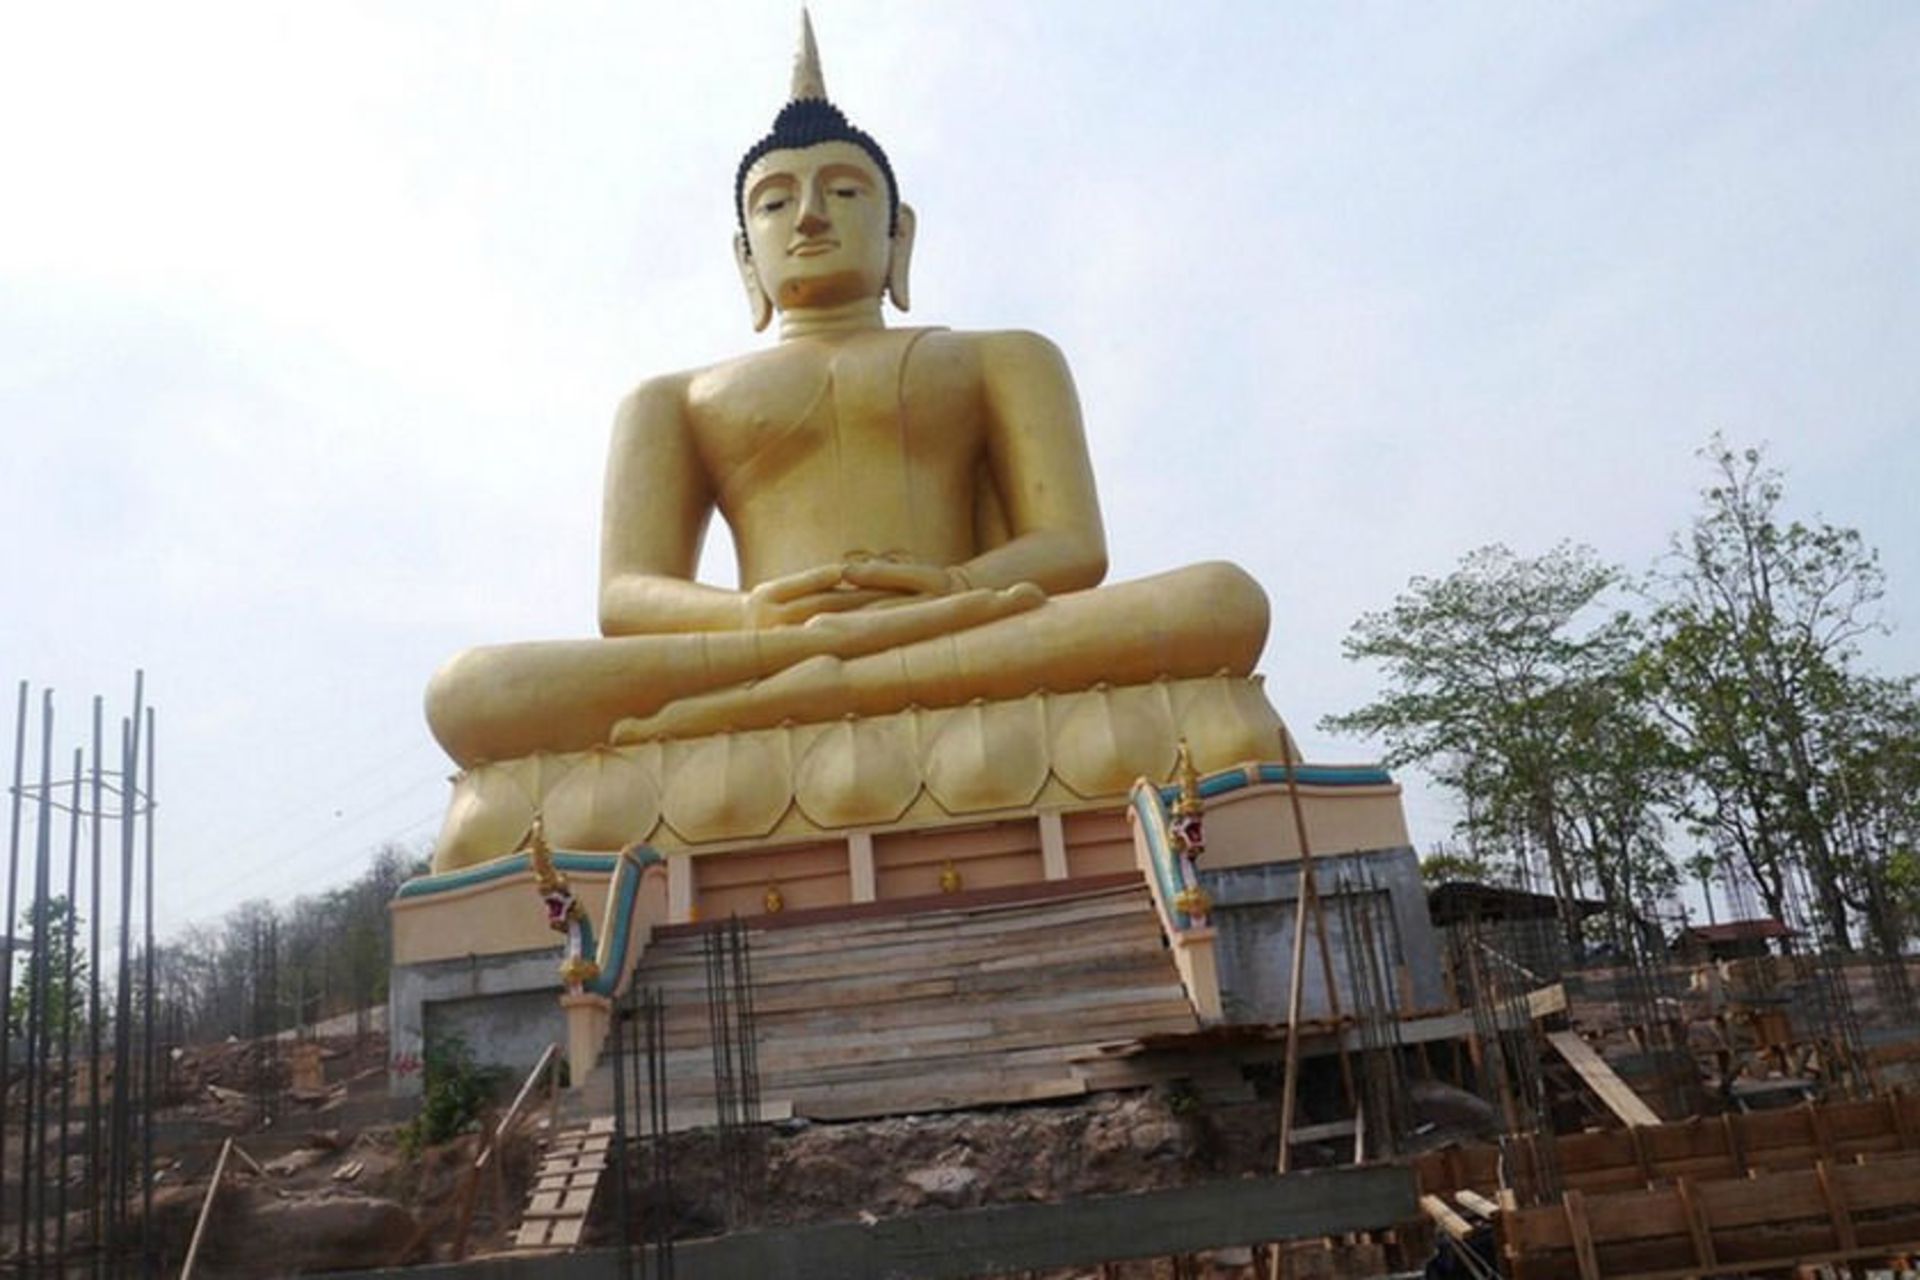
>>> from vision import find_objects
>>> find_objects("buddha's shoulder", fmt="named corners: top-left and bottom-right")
top-left (936, 328), bottom-right (1074, 381)
top-left (618, 328), bottom-right (1071, 419)
top-left (917, 327), bottom-right (1067, 359)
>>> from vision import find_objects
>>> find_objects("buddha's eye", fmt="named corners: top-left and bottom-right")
top-left (758, 196), bottom-right (789, 215)
top-left (832, 186), bottom-right (860, 198)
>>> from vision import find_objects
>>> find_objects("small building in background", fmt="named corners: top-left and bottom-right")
top-left (1672, 917), bottom-right (1794, 964)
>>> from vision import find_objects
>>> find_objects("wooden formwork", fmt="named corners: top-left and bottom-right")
top-left (1497, 1151), bottom-right (1920, 1280)
top-left (1413, 1091), bottom-right (1920, 1200)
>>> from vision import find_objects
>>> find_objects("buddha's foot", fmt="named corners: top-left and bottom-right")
top-left (612, 584), bottom-right (1044, 744)
top-left (614, 654), bottom-right (850, 743)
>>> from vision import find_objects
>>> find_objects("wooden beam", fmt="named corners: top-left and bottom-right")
top-left (326, 1165), bottom-right (1417, 1280)
top-left (1455, 1189), bottom-right (1501, 1219)
top-left (1526, 983), bottom-right (1568, 1019)
top-left (1422, 1194), bottom-right (1475, 1241)
top-left (1546, 1030), bottom-right (1661, 1128)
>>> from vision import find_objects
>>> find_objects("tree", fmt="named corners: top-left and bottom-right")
top-left (1324, 543), bottom-right (1674, 946)
top-left (9, 896), bottom-right (88, 1043)
top-left (152, 841), bottom-right (428, 1044)
top-left (1643, 438), bottom-right (1889, 947)
top-left (1419, 845), bottom-right (1502, 886)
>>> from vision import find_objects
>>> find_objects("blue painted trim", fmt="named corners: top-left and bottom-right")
top-left (585, 851), bottom-right (648, 997)
top-left (1131, 785), bottom-right (1193, 932)
top-left (1254, 763), bottom-right (1393, 788)
top-left (1156, 760), bottom-right (1392, 807)
top-left (395, 849), bottom-right (659, 900)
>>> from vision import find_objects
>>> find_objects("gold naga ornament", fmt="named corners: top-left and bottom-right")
top-left (524, 815), bottom-right (601, 988)
top-left (1168, 740), bottom-right (1213, 923)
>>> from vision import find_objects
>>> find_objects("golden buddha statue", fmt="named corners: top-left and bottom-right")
top-left (422, 17), bottom-right (1286, 869)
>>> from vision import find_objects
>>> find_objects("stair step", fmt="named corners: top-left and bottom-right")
top-left (591, 882), bottom-right (1194, 1122)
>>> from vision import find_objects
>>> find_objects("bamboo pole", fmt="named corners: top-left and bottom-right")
top-left (1269, 732), bottom-right (1345, 1280)
top-left (453, 1041), bottom-right (561, 1259)
top-left (180, 1138), bottom-right (234, 1280)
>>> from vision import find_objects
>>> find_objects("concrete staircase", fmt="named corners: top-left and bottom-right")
top-left (580, 875), bottom-right (1198, 1123)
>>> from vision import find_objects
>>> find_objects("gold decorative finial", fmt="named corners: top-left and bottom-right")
top-left (939, 860), bottom-right (963, 894)
top-left (523, 813), bottom-right (565, 896)
top-left (791, 8), bottom-right (828, 102)
top-left (1173, 738), bottom-right (1203, 817)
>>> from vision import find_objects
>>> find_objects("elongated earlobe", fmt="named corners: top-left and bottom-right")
top-left (733, 231), bottom-right (774, 332)
top-left (886, 204), bottom-right (917, 312)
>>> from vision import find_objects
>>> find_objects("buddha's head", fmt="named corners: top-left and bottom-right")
top-left (732, 14), bottom-right (916, 331)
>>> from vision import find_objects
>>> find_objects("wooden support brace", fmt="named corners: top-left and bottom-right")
top-left (1720, 1112), bottom-right (1748, 1176)
top-left (1889, 1089), bottom-right (1915, 1151)
top-left (1807, 1098), bottom-right (1835, 1163)
top-left (1674, 1176), bottom-right (1717, 1273)
top-left (1628, 1124), bottom-right (1654, 1187)
top-left (1813, 1160), bottom-right (1857, 1254)
top-left (1562, 1190), bottom-right (1600, 1280)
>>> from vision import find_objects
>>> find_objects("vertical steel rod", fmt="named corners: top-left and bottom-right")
top-left (111, 675), bottom-right (144, 1280)
top-left (21, 690), bottom-right (56, 1272)
top-left (59, 746), bottom-right (82, 1273)
top-left (140, 704), bottom-right (156, 1277)
top-left (3, 680), bottom-right (28, 1233)
top-left (611, 995), bottom-right (631, 1277)
top-left (89, 694), bottom-right (104, 1279)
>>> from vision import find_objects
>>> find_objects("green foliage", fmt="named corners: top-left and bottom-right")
top-left (1328, 435), bottom-right (1920, 953)
top-left (10, 896), bottom-right (89, 1042)
top-left (154, 842), bottom-right (429, 1042)
top-left (1642, 437), bottom-right (1898, 947)
top-left (398, 1034), bottom-right (506, 1158)
top-left (1419, 847), bottom-right (1502, 886)
top-left (1322, 542), bottom-right (1674, 943)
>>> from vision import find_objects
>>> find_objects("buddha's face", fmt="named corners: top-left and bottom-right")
top-left (741, 141), bottom-right (894, 311)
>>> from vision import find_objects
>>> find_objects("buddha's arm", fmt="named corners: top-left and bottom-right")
top-left (598, 376), bottom-right (748, 636)
top-left (959, 330), bottom-right (1109, 595)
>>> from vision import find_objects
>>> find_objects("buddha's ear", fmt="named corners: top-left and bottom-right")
top-left (733, 231), bottom-right (773, 332)
top-left (886, 203), bottom-right (917, 313)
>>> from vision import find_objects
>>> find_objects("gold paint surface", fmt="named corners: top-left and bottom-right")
top-left (422, 24), bottom-right (1272, 870)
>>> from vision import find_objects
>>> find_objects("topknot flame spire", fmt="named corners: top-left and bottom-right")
top-left (791, 9), bottom-right (828, 102)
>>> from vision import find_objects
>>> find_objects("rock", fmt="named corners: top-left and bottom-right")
top-left (1406, 1079), bottom-right (1500, 1145)
top-left (263, 1147), bottom-right (328, 1177)
top-left (196, 1192), bottom-right (418, 1276)
top-left (1127, 1119), bottom-right (1185, 1156)
top-left (902, 1163), bottom-right (979, 1208)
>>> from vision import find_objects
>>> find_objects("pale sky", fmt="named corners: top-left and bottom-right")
top-left (3, 2), bottom-right (1916, 940)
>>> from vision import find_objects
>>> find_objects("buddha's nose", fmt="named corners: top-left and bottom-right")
top-left (796, 186), bottom-right (831, 235)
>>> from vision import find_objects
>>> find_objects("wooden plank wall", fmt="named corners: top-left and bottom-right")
top-left (1497, 1150), bottom-right (1920, 1280)
top-left (1414, 1093), bottom-right (1920, 1200)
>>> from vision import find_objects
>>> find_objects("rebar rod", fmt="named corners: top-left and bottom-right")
top-left (58, 746), bottom-right (81, 1272)
top-left (21, 691), bottom-right (55, 1273)
top-left (110, 704), bottom-right (142, 1280)
top-left (88, 694), bottom-right (104, 1279)
top-left (3, 681), bottom-right (28, 1234)
top-left (140, 706), bottom-right (155, 1277)
top-left (611, 994), bottom-right (632, 1278)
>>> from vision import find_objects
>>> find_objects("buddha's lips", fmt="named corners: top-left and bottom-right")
top-left (791, 240), bottom-right (839, 256)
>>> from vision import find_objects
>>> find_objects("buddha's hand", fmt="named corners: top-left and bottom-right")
top-left (841, 558), bottom-right (1013, 602)
top-left (740, 564), bottom-right (896, 629)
